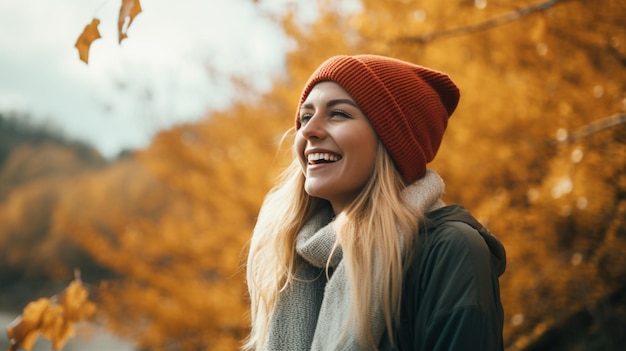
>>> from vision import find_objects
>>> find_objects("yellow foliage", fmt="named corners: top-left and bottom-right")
top-left (6, 278), bottom-right (97, 351)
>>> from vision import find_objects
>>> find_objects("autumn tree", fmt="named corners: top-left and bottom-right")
top-left (49, 96), bottom-right (293, 349)
top-left (332, 0), bottom-right (626, 349)
top-left (0, 114), bottom-right (107, 291)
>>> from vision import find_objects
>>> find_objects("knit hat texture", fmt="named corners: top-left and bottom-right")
top-left (296, 54), bottom-right (460, 183)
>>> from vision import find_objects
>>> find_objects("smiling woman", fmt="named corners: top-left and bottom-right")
top-left (296, 82), bottom-right (379, 213)
top-left (244, 55), bottom-right (507, 350)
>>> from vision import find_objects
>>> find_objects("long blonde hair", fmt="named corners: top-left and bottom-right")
top-left (245, 137), bottom-right (421, 350)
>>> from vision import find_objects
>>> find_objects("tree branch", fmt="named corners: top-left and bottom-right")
top-left (395, 0), bottom-right (564, 44)
top-left (564, 113), bottom-right (626, 142)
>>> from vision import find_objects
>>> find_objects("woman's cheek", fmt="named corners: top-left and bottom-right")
top-left (294, 134), bottom-right (307, 172)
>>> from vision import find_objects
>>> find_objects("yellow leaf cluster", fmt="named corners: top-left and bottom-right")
top-left (6, 278), bottom-right (97, 351)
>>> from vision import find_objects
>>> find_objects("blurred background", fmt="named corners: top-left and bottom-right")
top-left (1, 0), bottom-right (625, 350)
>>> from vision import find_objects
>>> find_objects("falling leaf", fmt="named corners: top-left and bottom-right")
top-left (118, 0), bottom-right (142, 43)
top-left (74, 18), bottom-right (101, 64)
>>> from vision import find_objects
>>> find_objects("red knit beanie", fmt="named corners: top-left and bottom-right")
top-left (295, 55), bottom-right (460, 183)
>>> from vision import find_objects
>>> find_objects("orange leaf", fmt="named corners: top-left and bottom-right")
top-left (5, 276), bottom-right (97, 351)
top-left (60, 280), bottom-right (97, 321)
top-left (40, 305), bottom-right (74, 351)
top-left (118, 0), bottom-right (142, 43)
top-left (6, 298), bottom-right (50, 351)
top-left (74, 18), bottom-right (101, 64)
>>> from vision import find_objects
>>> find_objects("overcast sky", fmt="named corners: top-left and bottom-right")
top-left (0, 0), bottom-right (297, 158)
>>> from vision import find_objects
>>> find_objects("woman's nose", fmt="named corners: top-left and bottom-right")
top-left (299, 114), bottom-right (327, 139)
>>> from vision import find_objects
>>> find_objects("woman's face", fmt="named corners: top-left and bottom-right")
top-left (295, 81), bottom-right (379, 214)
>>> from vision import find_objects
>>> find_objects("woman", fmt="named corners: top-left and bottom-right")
top-left (245, 54), bottom-right (506, 350)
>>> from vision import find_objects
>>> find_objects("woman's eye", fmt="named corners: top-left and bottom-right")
top-left (299, 114), bottom-right (312, 124)
top-left (330, 110), bottom-right (352, 119)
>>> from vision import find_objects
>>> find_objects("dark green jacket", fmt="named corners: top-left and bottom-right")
top-left (394, 205), bottom-right (507, 350)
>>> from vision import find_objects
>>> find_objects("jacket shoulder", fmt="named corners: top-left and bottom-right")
top-left (421, 205), bottom-right (506, 276)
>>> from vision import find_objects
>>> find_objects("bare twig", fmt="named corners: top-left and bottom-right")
top-left (563, 113), bottom-right (626, 142)
top-left (395, 0), bottom-right (563, 44)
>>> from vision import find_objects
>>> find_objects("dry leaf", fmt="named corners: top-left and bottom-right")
top-left (6, 298), bottom-right (50, 351)
top-left (5, 276), bottom-right (97, 351)
top-left (74, 18), bottom-right (101, 64)
top-left (118, 0), bottom-right (143, 43)
top-left (60, 280), bottom-right (97, 321)
top-left (40, 305), bottom-right (74, 351)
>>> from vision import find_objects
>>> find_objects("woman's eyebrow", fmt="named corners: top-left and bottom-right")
top-left (301, 98), bottom-right (359, 110)
top-left (327, 99), bottom-right (358, 108)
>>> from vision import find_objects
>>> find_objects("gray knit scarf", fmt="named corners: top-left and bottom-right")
top-left (266, 170), bottom-right (445, 351)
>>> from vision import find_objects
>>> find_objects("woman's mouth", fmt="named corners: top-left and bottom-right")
top-left (307, 152), bottom-right (342, 165)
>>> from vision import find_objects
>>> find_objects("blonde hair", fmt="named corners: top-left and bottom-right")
top-left (245, 135), bottom-right (421, 350)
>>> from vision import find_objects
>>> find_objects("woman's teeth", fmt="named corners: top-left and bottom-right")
top-left (308, 153), bottom-right (341, 165)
